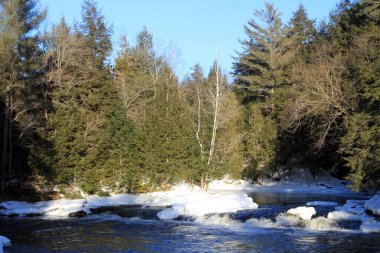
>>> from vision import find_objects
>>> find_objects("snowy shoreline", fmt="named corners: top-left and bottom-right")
top-left (0, 173), bottom-right (356, 219)
top-left (1, 175), bottom-right (379, 234)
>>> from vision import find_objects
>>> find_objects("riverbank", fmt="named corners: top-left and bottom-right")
top-left (1, 171), bottom-right (379, 233)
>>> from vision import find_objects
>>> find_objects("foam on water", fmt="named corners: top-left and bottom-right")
top-left (193, 210), bottom-right (346, 233)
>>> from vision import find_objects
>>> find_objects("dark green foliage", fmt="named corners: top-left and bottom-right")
top-left (341, 113), bottom-right (380, 191)
top-left (141, 64), bottom-right (201, 187)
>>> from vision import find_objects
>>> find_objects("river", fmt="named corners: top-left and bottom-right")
top-left (0, 192), bottom-right (379, 253)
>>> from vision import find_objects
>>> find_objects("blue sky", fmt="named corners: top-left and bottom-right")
top-left (39, 0), bottom-right (340, 80)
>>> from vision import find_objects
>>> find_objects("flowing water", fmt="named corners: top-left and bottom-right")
top-left (1, 192), bottom-right (379, 253)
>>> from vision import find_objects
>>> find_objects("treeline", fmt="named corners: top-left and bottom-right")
top-left (0, 0), bottom-right (378, 196)
top-left (233, 0), bottom-right (379, 191)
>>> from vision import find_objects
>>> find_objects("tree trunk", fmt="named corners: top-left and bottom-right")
top-left (207, 63), bottom-right (221, 166)
top-left (196, 85), bottom-right (204, 160)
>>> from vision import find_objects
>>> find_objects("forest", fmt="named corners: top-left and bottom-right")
top-left (0, 0), bottom-right (379, 198)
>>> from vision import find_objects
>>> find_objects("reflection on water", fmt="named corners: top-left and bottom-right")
top-left (0, 192), bottom-right (379, 253)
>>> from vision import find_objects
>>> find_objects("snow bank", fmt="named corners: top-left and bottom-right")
top-left (208, 178), bottom-right (250, 191)
top-left (306, 201), bottom-right (338, 206)
top-left (0, 236), bottom-right (11, 253)
top-left (208, 170), bottom-right (353, 194)
top-left (364, 195), bottom-right (380, 216)
top-left (84, 194), bottom-right (149, 211)
top-left (0, 199), bottom-right (86, 217)
top-left (286, 206), bottom-right (316, 220)
top-left (0, 183), bottom-right (257, 219)
top-left (157, 193), bottom-right (258, 220)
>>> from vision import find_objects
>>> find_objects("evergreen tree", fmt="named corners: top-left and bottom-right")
top-left (233, 3), bottom-right (294, 180)
top-left (288, 4), bottom-right (317, 62)
top-left (233, 3), bottom-right (294, 100)
top-left (141, 63), bottom-right (200, 188)
top-left (46, 0), bottom-right (138, 194)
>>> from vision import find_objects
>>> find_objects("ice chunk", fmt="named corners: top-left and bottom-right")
top-left (364, 195), bottom-right (380, 216)
top-left (286, 206), bottom-right (316, 220)
top-left (306, 201), bottom-right (338, 206)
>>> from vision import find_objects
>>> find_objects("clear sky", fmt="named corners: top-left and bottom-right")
top-left (39, 0), bottom-right (340, 80)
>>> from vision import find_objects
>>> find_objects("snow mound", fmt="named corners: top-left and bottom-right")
top-left (360, 220), bottom-right (380, 233)
top-left (286, 206), bottom-right (316, 220)
top-left (157, 193), bottom-right (258, 220)
top-left (0, 235), bottom-right (11, 253)
top-left (306, 201), bottom-right (338, 206)
top-left (364, 195), bottom-right (380, 216)
top-left (327, 211), bottom-right (362, 221)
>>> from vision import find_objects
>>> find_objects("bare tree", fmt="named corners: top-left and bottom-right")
top-left (284, 43), bottom-right (349, 149)
top-left (207, 59), bottom-right (227, 166)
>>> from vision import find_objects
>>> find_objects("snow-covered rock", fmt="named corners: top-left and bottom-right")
top-left (364, 195), bottom-right (380, 216)
top-left (0, 235), bottom-right (11, 253)
top-left (286, 206), bottom-right (316, 220)
top-left (306, 201), bottom-right (339, 206)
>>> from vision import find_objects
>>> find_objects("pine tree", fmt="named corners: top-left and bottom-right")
top-left (233, 3), bottom-right (295, 100)
top-left (141, 63), bottom-right (200, 188)
top-left (46, 0), bottom-right (139, 194)
top-left (288, 4), bottom-right (317, 62)
top-left (233, 3), bottom-right (294, 180)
